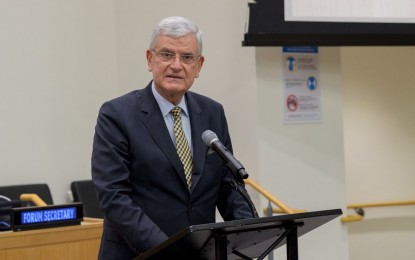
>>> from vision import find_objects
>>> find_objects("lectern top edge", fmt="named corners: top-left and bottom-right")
top-left (136, 208), bottom-right (343, 260)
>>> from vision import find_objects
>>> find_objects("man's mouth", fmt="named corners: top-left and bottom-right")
top-left (166, 74), bottom-right (183, 79)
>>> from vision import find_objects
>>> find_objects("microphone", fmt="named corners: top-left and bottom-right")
top-left (202, 130), bottom-right (249, 179)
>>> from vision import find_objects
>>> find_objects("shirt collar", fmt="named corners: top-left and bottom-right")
top-left (151, 82), bottom-right (189, 118)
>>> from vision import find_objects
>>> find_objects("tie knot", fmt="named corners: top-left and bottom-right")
top-left (171, 107), bottom-right (182, 119)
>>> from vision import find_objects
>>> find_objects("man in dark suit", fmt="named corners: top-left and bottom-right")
top-left (91, 16), bottom-right (255, 259)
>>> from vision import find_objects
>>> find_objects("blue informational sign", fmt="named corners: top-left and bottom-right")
top-left (283, 46), bottom-right (318, 53)
top-left (282, 46), bottom-right (321, 123)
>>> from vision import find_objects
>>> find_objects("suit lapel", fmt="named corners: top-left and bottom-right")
top-left (139, 84), bottom-right (188, 187)
top-left (138, 84), bottom-right (210, 192)
top-left (186, 92), bottom-right (209, 191)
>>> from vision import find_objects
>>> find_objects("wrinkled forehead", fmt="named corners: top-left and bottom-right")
top-left (154, 34), bottom-right (200, 54)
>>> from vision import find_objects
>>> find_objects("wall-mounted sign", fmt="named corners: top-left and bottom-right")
top-left (282, 46), bottom-right (321, 124)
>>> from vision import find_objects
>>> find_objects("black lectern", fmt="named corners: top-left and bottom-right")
top-left (135, 209), bottom-right (342, 260)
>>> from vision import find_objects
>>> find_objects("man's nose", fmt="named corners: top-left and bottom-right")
top-left (170, 55), bottom-right (183, 67)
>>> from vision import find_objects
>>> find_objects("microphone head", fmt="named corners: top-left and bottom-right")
top-left (202, 130), bottom-right (218, 146)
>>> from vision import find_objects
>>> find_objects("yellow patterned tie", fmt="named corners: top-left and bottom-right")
top-left (171, 107), bottom-right (193, 190)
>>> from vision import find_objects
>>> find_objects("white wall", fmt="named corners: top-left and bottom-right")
top-left (341, 47), bottom-right (415, 260)
top-left (0, 0), bottom-right (118, 203)
top-left (0, 0), bottom-right (260, 204)
top-left (256, 47), bottom-right (349, 259)
top-left (114, 0), bottom-right (260, 205)
top-left (11, 1), bottom-right (415, 259)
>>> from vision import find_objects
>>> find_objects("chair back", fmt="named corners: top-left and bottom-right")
top-left (0, 183), bottom-right (53, 206)
top-left (71, 180), bottom-right (103, 218)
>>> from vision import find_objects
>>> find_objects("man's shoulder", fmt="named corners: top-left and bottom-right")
top-left (104, 86), bottom-right (151, 107)
top-left (109, 89), bottom-right (141, 103)
top-left (105, 82), bottom-right (151, 105)
top-left (186, 91), bottom-right (222, 109)
top-left (98, 87), bottom-right (151, 117)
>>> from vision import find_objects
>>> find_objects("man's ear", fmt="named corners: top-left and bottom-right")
top-left (195, 56), bottom-right (205, 78)
top-left (146, 49), bottom-right (153, 72)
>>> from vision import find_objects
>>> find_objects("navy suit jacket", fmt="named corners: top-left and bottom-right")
top-left (91, 82), bottom-right (253, 259)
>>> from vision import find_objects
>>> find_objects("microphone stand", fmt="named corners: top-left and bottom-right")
top-left (227, 161), bottom-right (259, 219)
top-left (230, 178), bottom-right (259, 219)
top-left (203, 137), bottom-right (259, 218)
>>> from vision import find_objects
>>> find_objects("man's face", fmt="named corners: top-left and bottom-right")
top-left (146, 34), bottom-right (204, 105)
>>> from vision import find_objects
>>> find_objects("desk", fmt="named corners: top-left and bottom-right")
top-left (0, 218), bottom-right (103, 260)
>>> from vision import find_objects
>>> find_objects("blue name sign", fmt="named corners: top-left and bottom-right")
top-left (11, 203), bottom-right (83, 231)
top-left (21, 207), bottom-right (77, 224)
